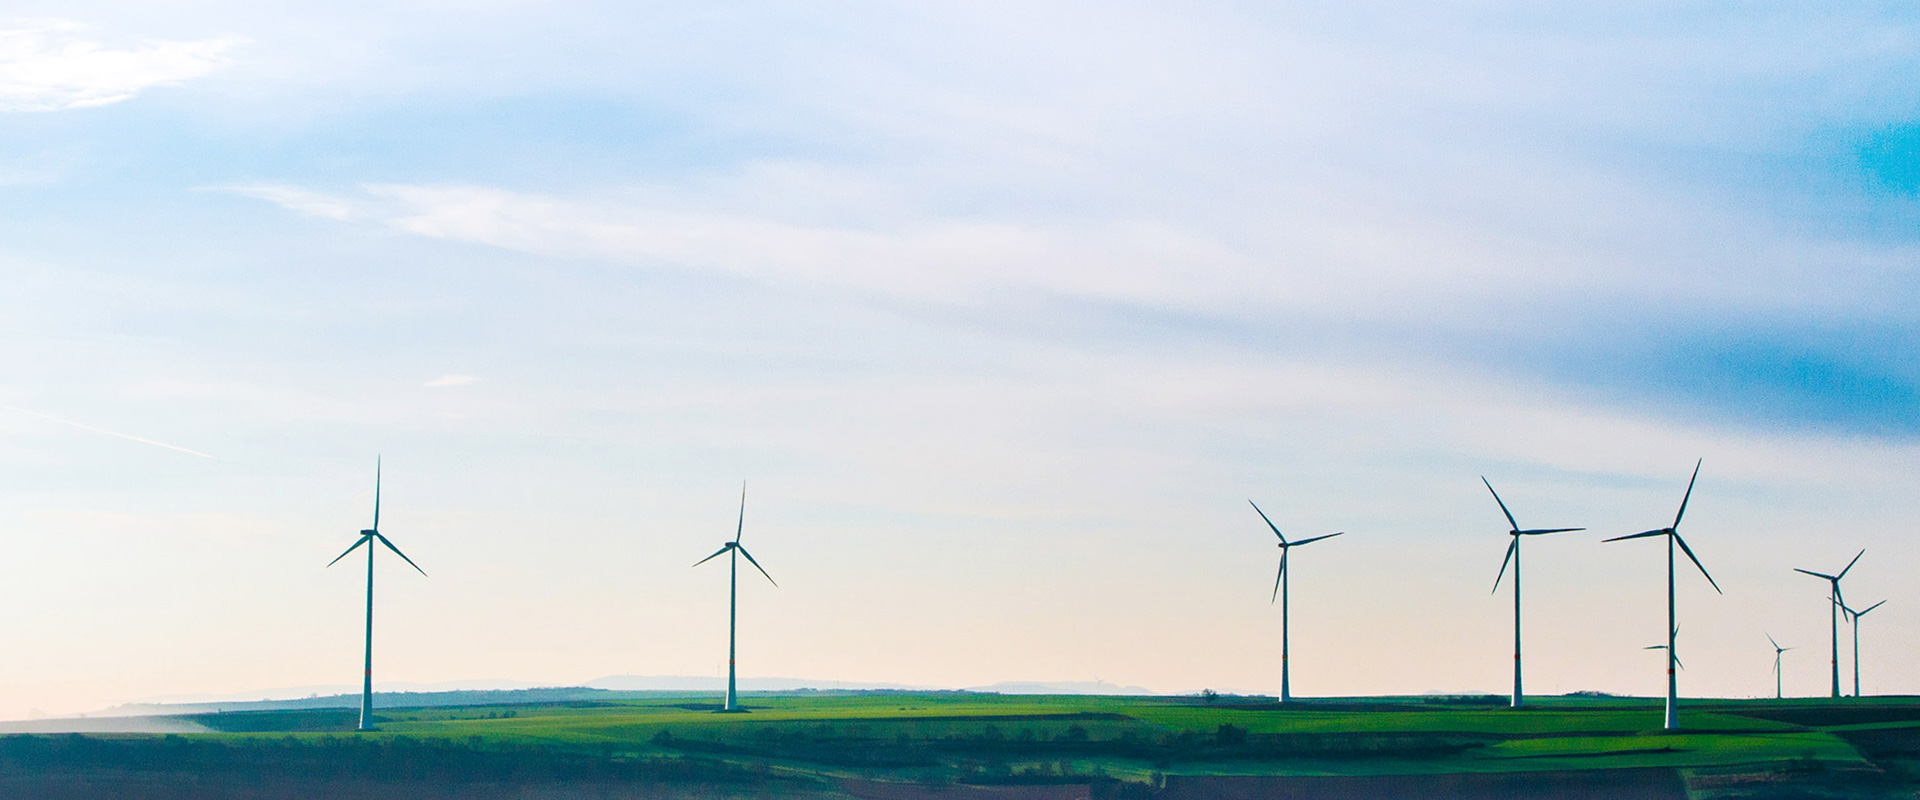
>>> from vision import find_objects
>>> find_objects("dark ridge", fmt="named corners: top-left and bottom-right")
top-left (1724, 703), bottom-right (1920, 728)
top-left (759, 713), bottom-right (1135, 724)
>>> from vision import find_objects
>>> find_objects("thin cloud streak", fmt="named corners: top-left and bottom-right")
top-left (0, 404), bottom-right (215, 459)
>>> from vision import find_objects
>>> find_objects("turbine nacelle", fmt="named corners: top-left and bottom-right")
top-left (1602, 462), bottom-right (1721, 599)
top-left (694, 544), bottom-right (777, 583)
top-left (1247, 500), bottom-right (1340, 549)
top-left (1795, 549), bottom-right (1864, 609)
top-left (1837, 597), bottom-right (1887, 623)
top-left (326, 461), bottom-right (427, 577)
top-left (694, 486), bottom-right (777, 585)
top-left (1247, 500), bottom-right (1340, 602)
top-left (1483, 477), bottom-right (1582, 593)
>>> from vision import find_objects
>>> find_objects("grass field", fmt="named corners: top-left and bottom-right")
top-left (8, 692), bottom-right (1920, 798)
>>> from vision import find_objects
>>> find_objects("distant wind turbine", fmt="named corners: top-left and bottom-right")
top-left (325, 459), bottom-right (427, 732)
top-left (1604, 459), bottom-right (1720, 731)
top-left (1248, 500), bottom-right (1342, 704)
top-left (694, 483), bottom-right (776, 713)
top-left (1765, 633), bottom-right (1792, 700)
top-left (1838, 598), bottom-right (1886, 698)
top-left (1645, 637), bottom-right (1684, 670)
top-left (1793, 549), bottom-right (1863, 699)
top-left (1483, 477), bottom-right (1582, 709)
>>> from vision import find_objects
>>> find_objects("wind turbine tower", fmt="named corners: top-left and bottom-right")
top-left (1839, 599), bottom-right (1886, 698)
top-left (325, 459), bottom-right (428, 732)
top-left (694, 483), bottom-right (777, 713)
top-left (1248, 500), bottom-right (1342, 704)
top-left (1765, 633), bottom-right (1792, 700)
top-left (1794, 550), bottom-right (1862, 699)
top-left (1604, 459), bottom-right (1720, 731)
top-left (1483, 477), bottom-right (1582, 708)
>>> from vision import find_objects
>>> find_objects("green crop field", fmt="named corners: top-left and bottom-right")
top-left (7, 692), bottom-right (1920, 798)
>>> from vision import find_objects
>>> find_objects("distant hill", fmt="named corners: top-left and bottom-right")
top-left (584, 675), bottom-right (930, 692)
top-left (100, 687), bottom-right (633, 716)
top-left (54, 676), bottom-right (1178, 722)
top-left (965, 680), bottom-right (1157, 695)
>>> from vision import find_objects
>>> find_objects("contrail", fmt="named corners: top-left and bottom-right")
top-left (0, 404), bottom-right (216, 459)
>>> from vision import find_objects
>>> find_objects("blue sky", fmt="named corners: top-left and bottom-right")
top-left (1, 2), bottom-right (1918, 719)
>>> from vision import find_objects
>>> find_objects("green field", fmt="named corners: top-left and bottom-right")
top-left (8, 692), bottom-right (1920, 798)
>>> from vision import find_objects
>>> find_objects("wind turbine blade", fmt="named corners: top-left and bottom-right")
top-left (1673, 533), bottom-right (1721, 594)
top-left (736, 545), bottom-right (777, 586)
top-left (1248, 500), bottom-right (1287, 544)
top-left (373, 457), bottom-right (382, 531)
top-left (1482, 477), bottom-right (1519, 532)
top-left (375, 533), bottom-right (427, 577)
top-left (1794, 568), bottom-right (1838, 580)
top-left (1288, 532), bottom-right (1343, 547)
top-left (1766, 632), bottom-right (1780, 650)
top-left (1672, 458), bottom-right (1701, 529)
top-left (1837, 548), bottom-right (1864, 580)
top-left (1517, 527), bottom-right (1583, 535)
top-left (326, 535), bottom-right (371, 568)
top-left (1860, 600), bottom-right (1887, 616)
top-left (1675, 653), bottom-right (1685, 670)
top-left (734, 482), bottom-right (747, 544)
top-left (1492, 539), bottom-right (1517, 594)
top-left (1603, 529), bottom-right (1668, 543)
top-left (693, 545), bottom-right (731, 568)
top-left (1271, 555), bottom-right (1285, 603)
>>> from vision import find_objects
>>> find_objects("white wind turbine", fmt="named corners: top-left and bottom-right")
top-left (325, 459), bottom-right (428, 732)
top-left (694, 483), bottom-right (777, 713)
top-left (1794, 550), bottom-right (1863, 699)
top-left (1483, 477), bottom-right (1582, 708)
top-left (1248, 500), bottom-right (1342, 704)
top-left (1603, 460), bottom-right (1720, 731)
top-left (1838, 598), bottom-right (1887, 698)
top-left (1766, 633), bottom-right (1793, 700)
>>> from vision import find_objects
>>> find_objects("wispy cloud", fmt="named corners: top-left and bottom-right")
top-left (0, 19), bottom-right (242, 112)
top-left (424, 374), bottom-right (478, 387)
top-left (223, 179), bottom-right (1530, 314)
top-left (0, 404), bottom-right (214, 459)
top-left (217, 184), bottom-right (364, 222)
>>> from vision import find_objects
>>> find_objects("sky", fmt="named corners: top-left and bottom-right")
top-left (1, 2), bottom-right (1917, 720)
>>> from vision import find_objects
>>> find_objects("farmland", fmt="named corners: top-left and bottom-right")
top-left (6, 691), bottom-right (1920, 798)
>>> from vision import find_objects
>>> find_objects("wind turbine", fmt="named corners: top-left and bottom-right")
top-left (325, 459), bottom-right (428, 732)
top-left (1604, 459), bottom-right (1720, 731)
top-left (1793, 549), bottom-right (1862, 699)
top-left (1484, 477), bottom-right (1582, 709)
top-left (694, 483), bottom-right (776, 713)
top-left (1645, 637), bottom-right (1684, 670)
top-left (1838, 598), bottom-right (1886, 698)
top-left (1248, 500), bottom-right (1342, 703)
top-left (1765, 633), bottom-right (1792, 700)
